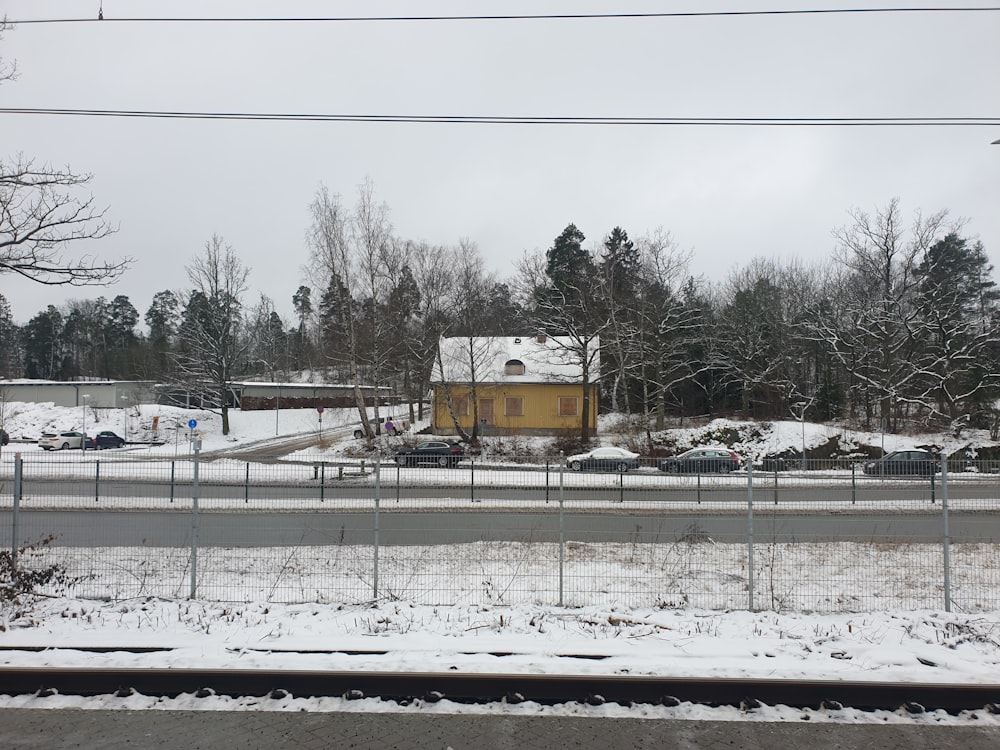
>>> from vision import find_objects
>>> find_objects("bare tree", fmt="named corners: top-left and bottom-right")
top-left (630, 231), bottom-right (709, 429)
top-left (437, 242), bottom-right (506, 443)
top-left (407, 242), bottom-right (453, 421)
top-left (0, 23), bottom-right (127, 286)
top-left (0, 19), bottom-right (17, 85)
top-left (175, 235), bottom-right (249, 435)
top-left (0, 156), bottom-right (127, 285)
top-left (434, 334), bottom-right (505, 444)
top-left (350, 178), bottom-right (402, 434)
top-left (245, 293), bottom-right (288, 381)
top-left (529, 287), bottom-right (605, 442)
top-left (308, 186), bottom-right (373, 441)
top-left (511, 249), bottom-right (549, 313)
top-left (810, 199), bottom-right (953, 431)
top-left (522, 229), bottom-right (606, 442)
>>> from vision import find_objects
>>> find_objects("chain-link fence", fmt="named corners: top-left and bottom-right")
top-left (2, 452), bottom-right (998, 612)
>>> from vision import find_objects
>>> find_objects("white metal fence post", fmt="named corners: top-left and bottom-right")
top-left (558, 453), bottom-right (565, 607)
top-left (941, 453), bottom-right (952, 612)
top-left (747, 462), bottom-right (755, 611)
top-left (11, 453), bottom-right (22, 563)
top-left (190, 439), bottom-right (201, 599)
top-left (374, 453), bottom-right (381, 601)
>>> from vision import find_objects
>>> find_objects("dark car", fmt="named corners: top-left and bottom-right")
top-left (758, 456), bottom-right (791, 472)
top-left (394, 440), bottom-right (465, 467)
top-left (659, 447), bottom-right (741, 474)
top-left (863, 450), bottom-right (939, 476)
top-left (0, 428), bottom-right (8, 446)
top-left (565, 446), bottom-right (641, 472)
top-left (91, 431), bottom-right (126, 449)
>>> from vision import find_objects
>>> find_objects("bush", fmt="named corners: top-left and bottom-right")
top-left (480, 434), bottom-right (539, 462)
top-left (1, 535), bottom-right (75, 610)
top-left (548, 432), bottom-right (591, 457)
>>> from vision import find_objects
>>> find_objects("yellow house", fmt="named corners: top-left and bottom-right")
top-left (431, 334), bottom-right (599, 436)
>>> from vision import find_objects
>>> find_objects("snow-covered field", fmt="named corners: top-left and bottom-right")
top-left (2, 402), bottom-right (999, 722)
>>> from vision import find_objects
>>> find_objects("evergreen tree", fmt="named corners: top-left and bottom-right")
top-left (599, 226), bottom-right (639, 301)
top-left (143, 290), bottom-right (180, 378)
top-left (22, 305), bottom-right (64, 379)
top-left (318, 272), bottom-right (351, 376)
top-left (913, 234), bottom-right (1000, 430)
top-left (544, 223), bottom-right (591, 293)
top-left (0, 293), bottom-right (20, 378)
top-left (106, 295), bottom-right (139, 350)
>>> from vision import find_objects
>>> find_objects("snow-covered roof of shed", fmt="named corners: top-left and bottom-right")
top-left (433, 335), bottom-right (599, 384)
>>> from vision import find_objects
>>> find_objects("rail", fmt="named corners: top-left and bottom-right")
top-left (1, 662), bottom-right (998, 713)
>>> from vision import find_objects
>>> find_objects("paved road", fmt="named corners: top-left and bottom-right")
top-left (6, 508), bottom-right (997, 547)
top-left (0, 708), bottom-right (997, 750)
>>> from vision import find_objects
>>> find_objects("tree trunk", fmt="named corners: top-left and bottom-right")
top-left (580, 359), bottom-right (592, 442)
top-left (220, 383), bottom-right (230, 435)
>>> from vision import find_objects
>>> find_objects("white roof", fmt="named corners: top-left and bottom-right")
top-left (433, 335), bottom-right (599, 384)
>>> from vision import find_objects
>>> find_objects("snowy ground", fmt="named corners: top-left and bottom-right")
top-left (1, 598), bottom-right (999, 725)
top-left (2, 400), bottom-right (992, 462)
top-left (2, 402), bottom-right (999, 723)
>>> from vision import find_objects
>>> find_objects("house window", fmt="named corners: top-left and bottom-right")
top-left (504, 359), bottom-right (525, 376)
top-left (504, 396), bottom-right (524, 416)
top-left (451, 396), bottom-right (470, 416)
top-left (558, 396), bottom-right (578, 417)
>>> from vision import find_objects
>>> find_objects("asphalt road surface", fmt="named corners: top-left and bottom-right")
top-left (5, 508), bottom-right (996, 548)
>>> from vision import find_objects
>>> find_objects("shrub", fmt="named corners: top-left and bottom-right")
top-left (480, 434), bottom-right (539, 462)
top-left (548, 432), bottom-right (591, 458)
top-left (1, 535), bottom-right (76, 612)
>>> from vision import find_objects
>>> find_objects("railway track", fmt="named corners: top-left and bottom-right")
top-left (2, 662), bottom-right (999, 714)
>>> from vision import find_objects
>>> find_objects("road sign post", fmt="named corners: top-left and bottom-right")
top-left (190, 434), bottom-right (201, 599)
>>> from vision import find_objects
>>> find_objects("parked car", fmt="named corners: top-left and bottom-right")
top-left (659, 447), bottom-right (741, 474)
top-left (863, 450), bottom-right (939, 476)
top-left (0, 429), bottom-right (8, 446)
top-left (758, 456), bottom-right (791, 472)
top-left (394, 440), bottom-right (465, 467)
top-left (91, 431), bottom-right (126, 449)
top-left (38, 431), bottom-right (86, 450)
top-left (565, 446), bottom-right (641, 472)
top-left (354, 416), bottom-right (409, 439)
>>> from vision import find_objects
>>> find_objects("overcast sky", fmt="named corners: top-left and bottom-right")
top-left (2, 0), bottom-right (999, 325)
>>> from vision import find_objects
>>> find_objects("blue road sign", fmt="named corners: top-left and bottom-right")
top-left (188, 419), bottom-right (197, 429)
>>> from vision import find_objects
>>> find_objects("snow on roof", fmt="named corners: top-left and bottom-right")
top-left (433, 334), bottom-right (599, 384)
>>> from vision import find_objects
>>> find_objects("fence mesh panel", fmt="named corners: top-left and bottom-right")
top-left (2, 453), bottom-right (998, 611)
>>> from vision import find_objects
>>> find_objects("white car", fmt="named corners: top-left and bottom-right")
top-left (38, 431), bottom-right (86, 450)
top-left (353, 416), bottom-right (409, 439)
top-left (566, 446), bottom-right (641, 472)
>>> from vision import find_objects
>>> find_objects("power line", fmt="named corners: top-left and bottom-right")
top-left (8, 6), bottom-right (1000, 24)
top-left (1, 108), bottom-right (997, 126)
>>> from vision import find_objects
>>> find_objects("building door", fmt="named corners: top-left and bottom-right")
top-left (479, 398), bottom-right (494, 423)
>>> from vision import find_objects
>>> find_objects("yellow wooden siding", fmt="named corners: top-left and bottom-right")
top-left (432, 383), bottom-right (598, 433)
